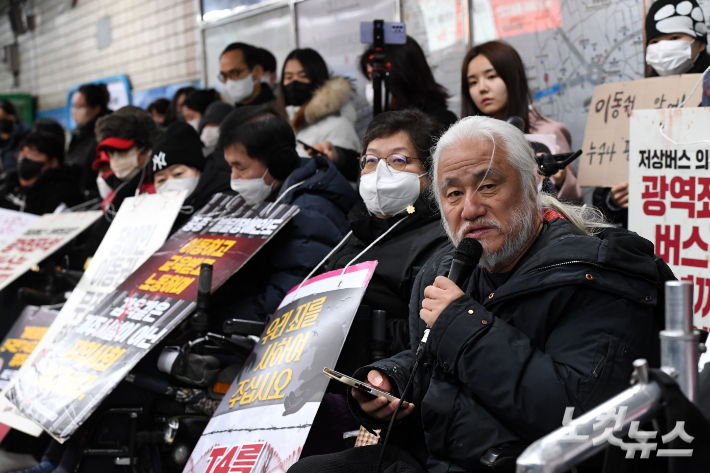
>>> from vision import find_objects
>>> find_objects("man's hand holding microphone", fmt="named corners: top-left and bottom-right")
top-left (352, 239), bottom-right (482, 421)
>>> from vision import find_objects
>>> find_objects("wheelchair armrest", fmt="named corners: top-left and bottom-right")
top-left (480, 445), bottom-right (528, 471)
top-left (223, 318), bottom-right (265, 336)
top-left (17, 287), bottom-right (66, 306)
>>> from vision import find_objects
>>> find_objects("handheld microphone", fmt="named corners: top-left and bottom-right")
top-left (506, 116), bottom-right (525, 132)
top-left (379, 238), bottom-right (483, 473)
top-left (448, 238), bottom-right (483, 287)
top-left (418, 238), bottom-right (483, 353)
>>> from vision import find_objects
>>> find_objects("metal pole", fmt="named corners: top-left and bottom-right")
top-left (516, 361), bottom-right (662, 473)
top-left (661, 280), bottom-right (698, 403)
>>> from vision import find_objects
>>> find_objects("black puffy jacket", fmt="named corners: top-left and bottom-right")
top-left (349, 217), bottom-right (669, 472)
top-left (324, 196), bottom-right (448, 358)
top-left (211, 154), bottom-right (358, 324)
top-left (0, 167), bottom-right (82, 215)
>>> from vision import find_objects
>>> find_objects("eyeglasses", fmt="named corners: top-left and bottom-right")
top-left (359, 154), bottom-right (419, 174)
top-left (217, 69), bottom-right (249, 83)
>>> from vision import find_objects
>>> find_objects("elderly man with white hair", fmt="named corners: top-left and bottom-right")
top-left (289, 116), bottom-right (670, 473)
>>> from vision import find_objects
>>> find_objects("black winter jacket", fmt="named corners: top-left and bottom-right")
top-left (324, 196), bottom-right (448, 356)
top-left (348, 217), bottom-right (668, 472)
top-left (0, 167), bottom-right (82, 215)
top-left (66, 112), bottom-right (109, 198)
top-left (211, 154), bottom-right (358, 324)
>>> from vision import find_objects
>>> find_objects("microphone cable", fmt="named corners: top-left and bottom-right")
top-left (375, 238), bottom-right (482, 473)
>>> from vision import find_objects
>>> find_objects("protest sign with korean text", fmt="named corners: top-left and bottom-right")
top-left (183, 261), bottom-right (377, 473)
top-left (0, 306), bottom-right (57, 435)
top-left (0, 211), bottom-right (101, 292)
top-left (0, 209), bottom-right (39, 245)
top-left (579, 74), bottom-right (703, 188)
top-left (629, 107), bottom-right (710, 330)
top-left (7, 194), bottom-right (298, 441)
top-left (0, 191), bottom-right (187, 435)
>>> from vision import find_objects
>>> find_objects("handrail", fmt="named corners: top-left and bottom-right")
top-left (517, 281), bottom-right (698, 473)
top-left (516, 367), bottom-right (662, 473)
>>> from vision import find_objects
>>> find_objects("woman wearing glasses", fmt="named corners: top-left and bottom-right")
top-left (325, 109), bottom-right (449, 365)
top-left (295, 109), bottom-right (448, 458)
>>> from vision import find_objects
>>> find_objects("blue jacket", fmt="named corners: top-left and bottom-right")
top-left (212, 154), bottom-right (358, 324)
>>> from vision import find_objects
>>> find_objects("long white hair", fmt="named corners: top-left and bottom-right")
top-left (430, 116), bottom-right (611, 237)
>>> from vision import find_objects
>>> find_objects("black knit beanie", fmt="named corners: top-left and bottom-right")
top-left (150, 121), bottom-right (205, 177)
top-left (646, 0), bottom-right (708, 44)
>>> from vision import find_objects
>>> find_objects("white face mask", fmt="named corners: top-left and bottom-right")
top-left (223, 75), bottom-right (256, 104)
top-left (200, 126), bottom-right (220, 151)
top-left (230, 169), bottom-right (273, 206)
top-left (96, 175), bottom-right (112, 199)
top-left (646, 40), bottom-right (697, 76)
top-left (110, 149), bottom-right (140, 180)
top-left (359, 160), bottom-right (424, 217)
top-left (156, 175), bottom-right (200, 196)
top-left (187, 118), bottom-right (200, 132)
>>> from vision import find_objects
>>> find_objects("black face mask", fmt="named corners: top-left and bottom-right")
top-left (284, 80), bottom-right (316, 106)
top-left (18, 158), bottom-right (45, 181)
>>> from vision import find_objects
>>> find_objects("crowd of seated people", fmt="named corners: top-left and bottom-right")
top-left (1, 7), bottom-right (706, 468)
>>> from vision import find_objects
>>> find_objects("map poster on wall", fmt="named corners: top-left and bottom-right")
top-left (578, 73), bottom-right (703, 188)
top-left (7, 194), bottom-right (299, 441)
top-left (183, 261), bottom-right (377, 473)
top-left (628, 108), bottom-right (710, 330)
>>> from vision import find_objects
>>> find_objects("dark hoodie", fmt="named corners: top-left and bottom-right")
top-left (211, 154), bottom-right (358, 325)
top-left (0, 167), bottom-right (82, 215)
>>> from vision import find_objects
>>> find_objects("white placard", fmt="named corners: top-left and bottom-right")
top-left (0, 191), bottom-right (187, 435)
top-left (0, 209), bottom-right (39, 245)
top-left (0, 212), bottom-right (102, 293)
top-left (183, 262), bottom-right (377, 473)
top-left (629, 107), bottom-right (710, 331)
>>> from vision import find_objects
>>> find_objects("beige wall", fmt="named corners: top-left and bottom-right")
top-left (0, 0), bottom-right (201, 111)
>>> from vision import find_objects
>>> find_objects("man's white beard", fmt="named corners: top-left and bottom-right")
top-left (444, 201), bottom-right (537, 270)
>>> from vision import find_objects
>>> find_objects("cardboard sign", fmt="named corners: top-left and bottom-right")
top-left (183, 261), bottom-right (376, 473)
top-left (578, 74), bottom-right (703, 188)
top-left (7, 194), bottom-right (298, 441)
top-left (628, 107), bottom-right (710, 330)
top-left (0, 306), bottom-right (57, 436)
top-left (0, 211), bottom-right (101, 292)
top-left (0, 209), bottom-right (39, 245)
top-left (0, 192), bottom-right (187, 435)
